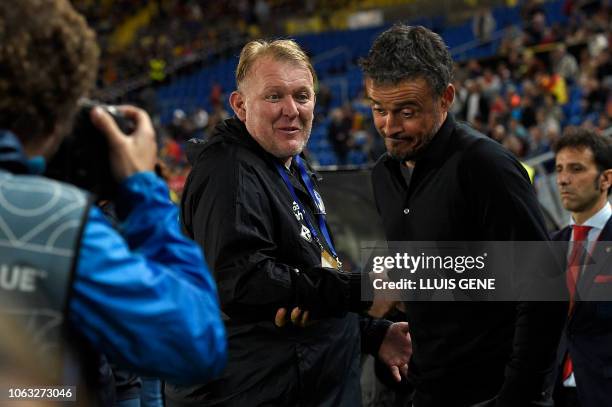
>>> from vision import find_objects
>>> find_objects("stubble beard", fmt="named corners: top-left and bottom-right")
top-left (565, 177), bottom-right (606, 214)
top-left (389, 114), bottom-right (443, 162)
top-left (271, 130), bottom-right (311, 160)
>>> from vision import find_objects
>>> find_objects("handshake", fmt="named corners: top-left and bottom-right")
top-left (275, 266), bottom-right (412, 383)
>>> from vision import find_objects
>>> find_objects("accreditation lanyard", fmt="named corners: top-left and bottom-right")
top-left (274, 155), bottom-right (338, 259)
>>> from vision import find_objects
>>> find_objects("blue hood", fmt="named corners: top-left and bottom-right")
top-left (0, 130), bottom-right (35, 174)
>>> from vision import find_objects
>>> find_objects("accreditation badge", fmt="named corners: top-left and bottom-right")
top-left (313, 190), bottom-right (326, 214)
top-left (321, 249), bottom-right (342, 270)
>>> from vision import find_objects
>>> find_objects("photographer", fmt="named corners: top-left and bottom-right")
top-left (0, 0), bottom-right (226, 399)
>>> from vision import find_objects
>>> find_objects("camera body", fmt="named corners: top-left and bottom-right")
top-left (46, 100), bottom-right (134, 200)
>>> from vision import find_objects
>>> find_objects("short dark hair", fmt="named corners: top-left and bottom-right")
top-left (553, 127), bottom-right (612, 173)
top-left (0, 0), bottom-right (99, 140)
top-left (359, 24), bottom-right (454, 97)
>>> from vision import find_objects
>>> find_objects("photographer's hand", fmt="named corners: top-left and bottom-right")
top-left (91, 105), bottom-right (157, 181)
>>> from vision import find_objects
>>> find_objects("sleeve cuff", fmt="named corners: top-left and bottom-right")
top-left (361, 316), bottom-right (392, 356)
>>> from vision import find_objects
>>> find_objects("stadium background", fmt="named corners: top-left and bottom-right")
top-left (74, 0), bottom-right (610, 265)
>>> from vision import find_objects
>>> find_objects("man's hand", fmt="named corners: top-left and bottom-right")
top-left (274, 307), bottom-right (311, 328)
top-left (378, 322), bottom-right (412, 382)
top-left (91, 105), bottom-right (157, 181)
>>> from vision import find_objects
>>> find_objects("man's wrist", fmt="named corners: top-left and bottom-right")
top-left (362, 316), bottom-right (393, 356)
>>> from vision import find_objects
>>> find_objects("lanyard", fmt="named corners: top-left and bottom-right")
top-left (274, 156), bottom-right (338, 258)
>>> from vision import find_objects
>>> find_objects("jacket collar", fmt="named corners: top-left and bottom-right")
top-left (599, 212), bottom-right (612, 241)
top-left (412, 113), bottom-right (456, 169)
top-left (186, 117), bottom-right (321, 180)
top-left (186, 117), bottom-right (276, 166)
top-left (555, 210), bottom-right (612, 242)
top-left (212, 116), bottom-right (266, 153)
top-left (568, 202), bottom-right (611, 231)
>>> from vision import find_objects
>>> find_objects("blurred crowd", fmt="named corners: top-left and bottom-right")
top-left (460, 0), bottom-right (611, 160)
top-left (316, 0), bottom-right (610, 168)
top-left (72, 0), bottom-right (351, 87)
top-left (73, 0), bottom-right (610, 198)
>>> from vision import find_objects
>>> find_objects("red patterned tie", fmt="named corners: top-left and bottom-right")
top-left (562, 224), bottom-right (592, 381)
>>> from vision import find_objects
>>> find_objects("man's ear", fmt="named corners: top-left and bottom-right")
top-left (230, 91), bottom-right (247, 122)
top-left (440, 83), bottom-right (455, 112)
top-left (21, 124), bottom-right (66, 160)
top-left (599, 169), bottom-right (612, 194)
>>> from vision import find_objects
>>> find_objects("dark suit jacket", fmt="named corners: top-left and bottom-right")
top-left (551, 215), bottom-right (612, 407)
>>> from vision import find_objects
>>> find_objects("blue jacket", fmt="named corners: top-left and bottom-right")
top-left (0, 130), bottom-right (226, 383)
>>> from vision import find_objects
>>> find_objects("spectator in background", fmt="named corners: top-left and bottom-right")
top-left (254, 0), bottom-right (270, 25)
top-left (552, 44), bottom-right (580, 84)
top-left (491, 123), bottom-right (507, 143)
top-left (587, 29), bottom-right (608, 61)
top-left (488, 92), bottom-right (510, 129)
top-left (466, 58), bottom-right (483, 79)
top-left (169, 109), bottom-right (192, 141)
top-left (596, 114), bottom-right (610, 134)
top-left (594, 49), bottom-right (611, 84)
top-left (472, 7), bottom-right (496, 43)
top-left (520, 93), bottom-right (538, 128)
top-left (503, 133), bottom-right (527, 158)
top-left (527, 125), bottom-right (550, 157)
top-left (316, 83), bottom-right (333, 119)
top-left (450, 79), bottom-right (467, 119)
top-left (479, 67), bottom-right (502, 102)
top-left (191, 107), bottom-right (209, 139)
top-left (581, 76), bottom-right (608, 116)
top-left (523, 2), bottom-right (547, 45)
top-left (328, 105), bottom-right (353, 165)
top-left (207, 102), bottom-right (230, 132)
top-left (463, 78), bottom-right (489, 125)
top-left (209, 83), bottom-right (223, 108)
top-left (509, 116), bottom-right (529, 142)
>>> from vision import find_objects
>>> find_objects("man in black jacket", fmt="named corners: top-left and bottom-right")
top-left (362, 25), bottom-right (567, 406)
top-left (168, 39), bottom-right (412, 406)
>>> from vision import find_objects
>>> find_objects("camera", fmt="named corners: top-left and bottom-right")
top-left (45, 99), bottom-right (135, 200)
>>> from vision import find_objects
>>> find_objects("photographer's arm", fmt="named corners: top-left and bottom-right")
top-left (70, 176), bottom-right (227, 384)
top-left (68, 106), bottom-right (226, 384)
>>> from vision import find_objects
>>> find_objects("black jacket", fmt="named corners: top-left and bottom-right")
top-left (371, 114), bottom-right (566, 407)
top-left (168, 118), bottom-right (386, 406)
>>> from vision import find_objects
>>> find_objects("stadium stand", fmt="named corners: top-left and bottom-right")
top-left (80, 0), bottom-right (609, 223)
